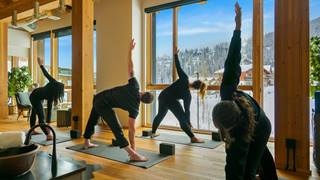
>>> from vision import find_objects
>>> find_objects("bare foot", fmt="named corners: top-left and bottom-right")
top-left (191, 137), bottom-right (205, 143)
top-left (84, 139), bottom-right (98, 149)
top-left (151, 133), bottom-right (159, 138)
top-left (46, 134), bottom-right (53, 141)
top-left (129, 153), bottom-right (149, 162)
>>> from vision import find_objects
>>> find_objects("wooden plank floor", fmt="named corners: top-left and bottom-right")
top-left (0, 116), bottom-right (319, 180)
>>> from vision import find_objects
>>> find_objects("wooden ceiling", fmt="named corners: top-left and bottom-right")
top-left (0, 0), bottom-right (56, 20)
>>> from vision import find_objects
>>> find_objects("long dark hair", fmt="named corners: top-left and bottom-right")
top-left (51, 81), bottom-right (64, 105)
top-left (212, 95), bottom-right (255, 147)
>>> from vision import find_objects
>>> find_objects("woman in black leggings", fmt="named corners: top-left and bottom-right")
top-left (29, 58), bottom-right (64, 140)
top-left (151, 47), bottom-right (207, 143)
top-left (211, 3), bottom-right (278, 180)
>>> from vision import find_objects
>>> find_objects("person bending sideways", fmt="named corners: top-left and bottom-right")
top-left (211, 2), bottom-right (278, 180)
top-left (83, 39), bottom-right (154, 162)
top-left (151, 46), bottom-right (207, 143)
top-left (29, 57), bottom-right (64, 140)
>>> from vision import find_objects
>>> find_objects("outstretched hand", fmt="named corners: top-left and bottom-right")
top-left (235, 2), bottom-right (242, 30)
top-left (37, 57), bottom-right (44, 65)
top-left (130, 38), bottom-right (136, 51)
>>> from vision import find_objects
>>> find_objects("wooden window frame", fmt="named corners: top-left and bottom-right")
top-left (145, 0), bottom-right (263, 131)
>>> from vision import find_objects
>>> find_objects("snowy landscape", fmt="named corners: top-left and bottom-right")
top-left (151, 17), bottom-right (320, 137)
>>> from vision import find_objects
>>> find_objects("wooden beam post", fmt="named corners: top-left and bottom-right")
top-left (0, 23), bottom-right (8, 119)
top-left (50, 32), bottom-right (58, 79)
top-left (252, 0), bottom-right (264, 106)
top-left (275, 0), bottom-right (310, 175)
top-left (172, 8), bottom-right (178, 81)
top-left (29, 38), bottom-right (33, 75)
top-left (71, 0), bottom-right (94, 133)
top-left (32, 41), bottom-right (38, 83)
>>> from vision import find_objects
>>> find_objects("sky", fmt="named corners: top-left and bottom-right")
top-left (44, 31), bottom-right (96, 70)
top-left (44, 0), bottom-right (320, 68)
top-left (156, 0), bottom-right (320, 56)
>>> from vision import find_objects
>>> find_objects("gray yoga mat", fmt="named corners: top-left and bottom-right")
top-left (30, 131), bottom-right (72, 146)
top-left (66, 141), bottom-right (171, 169)
top-left (138, 133), bottom-right (223, 149)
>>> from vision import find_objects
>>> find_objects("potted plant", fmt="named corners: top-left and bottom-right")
top-left (8, 66), bottom-right (32, 114)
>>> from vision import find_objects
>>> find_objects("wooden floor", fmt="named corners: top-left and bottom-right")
top-left (0, 116), bottom-right (319, 180)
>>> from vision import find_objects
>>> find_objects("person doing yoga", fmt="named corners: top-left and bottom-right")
top-left (151, 46), bottom-right (207, 143)
top-left (212, 2), bottom-right (278, 180)
top-left (83, 39), bottom-right (154, 162)
top-left (29, 57), bottom-right (64, 140)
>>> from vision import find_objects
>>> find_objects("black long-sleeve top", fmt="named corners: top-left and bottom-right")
top-left (160, 54), bottom-right (191, 121)
top-left (220, 30), bottom-right (269, 180)
top-left (33, 65), bottom-right (57, 121)
top-left (220, 30), bottom-right (268, 180)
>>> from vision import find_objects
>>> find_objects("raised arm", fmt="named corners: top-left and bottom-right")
top-left (174, 47), bottom-right (188, 80)
top-left (128, 39), bottom-right (136, 78)
top-left (38, 58), bottom-right (55, 82)
top-left (220, 2), bottom-right (242, 100)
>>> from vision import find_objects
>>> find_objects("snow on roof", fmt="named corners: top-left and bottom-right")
top-left (215, 64), bottom-right (272, 74)
top-left (215, 64), bottom-right (253, 74)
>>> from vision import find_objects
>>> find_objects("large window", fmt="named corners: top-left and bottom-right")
top-left (34, 37), bottom-right (51, 86)
top-left (262, 0), bottom-right (320, 139)
top-left (148, 0), bottom-right (254, 131)
top-left (58, 35), bottom-right (72, 103)
top-left (178, 1), bottom-right (253, 85)
top-left (263, 0), bottom-right (275, 137)
top-left (152, 9), bottom-right (173, 84)
top-left (32, 27), bottom-right (97, 105)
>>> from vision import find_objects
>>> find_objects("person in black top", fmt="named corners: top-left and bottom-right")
top-left (151, 46), bottom-right (207, 143)
top-left (212, 3), bottom-right (278, 180)
top-left (29, 58), bottom-right (64, 140)
top-left (83, 39), bottom-right (154, 162)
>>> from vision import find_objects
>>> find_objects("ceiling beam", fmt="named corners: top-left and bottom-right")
top-left (0, 0), bottom-right (57, 20)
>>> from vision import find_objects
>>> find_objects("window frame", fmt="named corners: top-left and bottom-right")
top-left (145, 0), bottom-right (263, 131)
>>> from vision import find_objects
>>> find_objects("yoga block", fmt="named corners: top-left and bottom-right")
top-left (212, 131), bottom-right (221, 141)
top-left (112, 139), bottom-right (119, 146)
top-left (159, 143), bottom-right (175, 155)
top-left (70, 130), bottom-right (81, 139)
top-left (142, 130), bottom-right (152, 137)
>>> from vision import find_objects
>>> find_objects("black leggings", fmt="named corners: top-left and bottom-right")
top-left (259, 148), bottom-right (278, 180)
top-left (29, 94), bottom-right (49, 135)
top-left (152, 97), bottom-right (194, 138)
top-left (83, 96), bottom-right (129, 148)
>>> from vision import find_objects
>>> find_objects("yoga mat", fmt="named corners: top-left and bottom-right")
top-left (30, 131), bottom-right (72, 146)
top-left (138, 133), bottom-right (223, 149)
top-left (66, 141), bottom-right (171, 169)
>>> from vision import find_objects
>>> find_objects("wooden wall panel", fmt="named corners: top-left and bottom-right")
top-left (0, 23), bottom-right (8, 119)
top-left (71, 0), bottom-right (94, 133)
top-left (252, 0), bottom-right (263, 106)
top-left (275, 0), bottom-right (310, 175)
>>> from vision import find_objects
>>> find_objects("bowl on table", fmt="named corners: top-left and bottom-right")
top-left (0, 144), bottom-right (40, 177)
